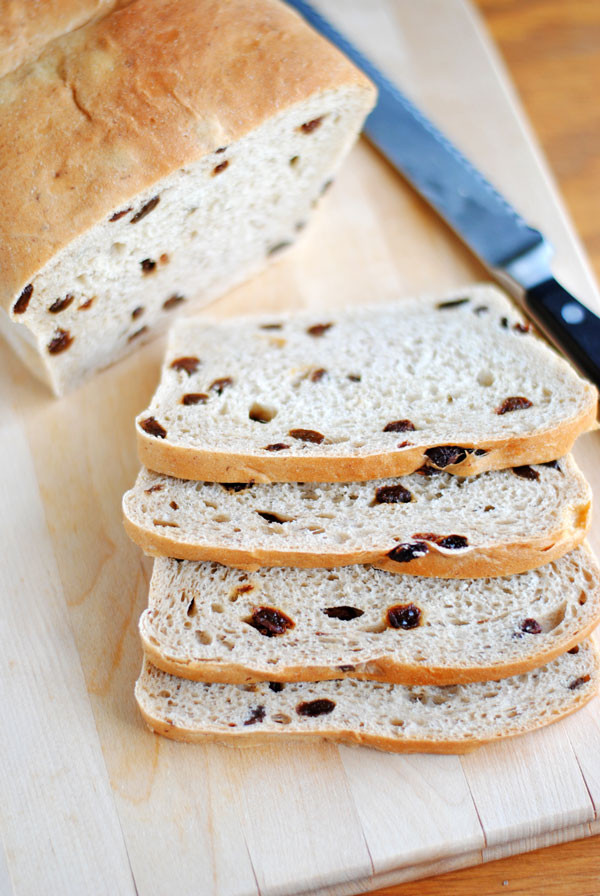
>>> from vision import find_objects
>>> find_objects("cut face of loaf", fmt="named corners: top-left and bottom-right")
top-left (140, 546), bottom-right (600, 685)
top-left (0, 0), bottom-right (375, 395)
top-left (122, 456), bottom-right (591, 577)
top-left (135, 641), bottom-right (600, 753)
top-left (136, 286), bottom-right (597, 482)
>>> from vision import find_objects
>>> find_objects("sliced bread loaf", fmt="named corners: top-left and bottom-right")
top-left (135, 286), bottom-right (597, 482)
top-left (135, 641), bottom-right (600, 752)
top-left (140, 546), bottom-right (600, 685)
top-left (0, 0), bottom-right (375, 394)
top-left (122, 456), bottom-right (591, 577)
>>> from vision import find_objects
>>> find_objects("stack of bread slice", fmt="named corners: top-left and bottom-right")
top-left (123, 285), bottom-right (600, 752)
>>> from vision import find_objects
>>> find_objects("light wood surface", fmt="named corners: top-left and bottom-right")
top-left (1, 2), bottom-right (600, 895)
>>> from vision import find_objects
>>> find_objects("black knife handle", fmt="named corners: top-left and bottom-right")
top-left (524, 278), bottom-right (600, 387)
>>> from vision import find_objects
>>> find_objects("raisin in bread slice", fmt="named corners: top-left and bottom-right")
top-left (140, 546), bottom-right (600, 685)
top-left (0, 0), bottom-right (375, 395)
top-left (122, 456), bottom-right (591, 578)
top-left (135, 641), bottom-right (600, 752)
top-left (136, 286), bottom-right (597, 482)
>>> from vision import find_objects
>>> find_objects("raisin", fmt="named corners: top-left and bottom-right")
top-left (436, 297), bottom-right (470, 309)
top-left (211, 160), bottom-right (229, 176)
top-left (13, 284), bottom-right (33, 314)
top-left (170, 356), bottom-right (200, 375)
top-left (306, 322), bottom-right (333, 337)
top-left (260, 323), bottom-right (283, 331)
top-left (289, 428), bottom-right (325, 444)
top-left (425, 446), bottom-right (467, 467)
top-left (296, 700), bottom-right (335, 718)
top-left (210, 377), bottom-right (233, 394)
top-left (48, 294), bottom-right (74, 313)
top-left (131, 196), bottom-right (160, 223)
top-left (244, 705), bottom-right (265, 726)
top-left (323, 606), bottom-right (364, 620)
top-left (140, 416), bottom-right (167, 438)
top-left (568, 646), bottom-right (580, 655)
top-left (109, 207), bottom-right (132, 222)
top-left (169, 500), bottom-right (178, 510)
top-left (269, 682), bottom-right (284, 692)
top-left (569, 675), bottom-right (591, 690)
top-left (521, 618), bottom-right (542, 634)
top-left (267, 241), bottom-right (292, 256)
top-left (128, 326), bottom-right (148, 342)
top-left (47, 329), bottom-right (73, 354)
top-left (79, 298), bottom-right (94, 310)
top-left (514, 322), bottom-right (530, 333)
top-left (387, 542), bottom-right (429, 563)
top-left (397, 441), bottom-right (412, 448)
top-left (159, 253), bottom-right (169, 265)
top-left (347, 374), bottom-right (361, 382)
top-left (131, 306), bottom-right (144, 319)
top-left (300, 117), bottom-right (323, 134)
top-left (512, 465), bottom-right (540, 481)
top-left (543, 460), bottom-right (561, 470)
top-left (374, 484), bottom-right (413, 504)
top-left (496, 396), bottom-right (533, 415)
top-left (215, 146), bottom-right (227, 154)
top-left (144, 483), bottom-right (163, 493)
top-left (310, 368), bottom-right (328, 382)
top-left (182, 393), bottom-right (208, 405)
top-left (500, 317), bottom-right (509, 328)
top-left (163, 294), bottom-right (186, 311)
top-left (296, 699), bottom-right (335, 717)
top-left (383, 420), bottom-right (415, 433)
top-left (387, 603), bottom-right (421, 629)
top-left (248, 607), bottom-right (294, 637)
top-left (436, 534), bottom-right (469, 550)
top-left (264, 443), bottom-right (290, 451)
top-left (140, 258), bottom-right (157, 274)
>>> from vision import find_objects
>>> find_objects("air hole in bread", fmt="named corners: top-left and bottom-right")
top-left (195, 630), bottom-right (213, 645)
top-left (272, 713), bottom-right (291, 725)
top-left (290, 155), bottom-right (300, 167)
top-left (249, 402), bottom-right (277, 423)
top-left (256, 510), bottom-right (294, 524)
top-left (187, 598), bottom-right (197, 618)
top-left (111, 242), bottom-right (126, 256)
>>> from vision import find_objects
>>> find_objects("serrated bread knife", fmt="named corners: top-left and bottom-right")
top-left (287, 0), bottom-right (600, 389)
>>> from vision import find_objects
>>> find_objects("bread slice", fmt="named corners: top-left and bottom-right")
top-left (122, 455), bottom-right (591, 577)
top-left (0, 0), bottom-right (375, 394)
top-left (135, 641), bottom-right (600, 753)
top-left (140, 546), bottom-right (600, 685)
top-left (135, 286), bottom-right (597, 482)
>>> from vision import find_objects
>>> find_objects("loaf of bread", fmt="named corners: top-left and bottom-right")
top-left (140, 546), bottom-right (600, 685)
top-left (135, 287), bottom-right (597, 483)
top-left (135, 641), bottom-right (599, 752)
top-left (122, 455), bottom-right (591, 577)
top-left (0, 1), bottom-right (128, 77)
top-left (0, 0), bottom-right (375, 394)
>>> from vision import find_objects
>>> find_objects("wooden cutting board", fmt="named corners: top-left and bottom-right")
top-left (2, 2), bottom-right (600, 894)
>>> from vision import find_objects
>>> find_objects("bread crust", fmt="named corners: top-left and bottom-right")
top-left (136, 397), bottom-right (598, 483)
top-left (122, 501), bottom-right (590, 578)
top-left (134, 650), bottom-right (599, 753)
top-left (0, 0), bottom-right (374, 313)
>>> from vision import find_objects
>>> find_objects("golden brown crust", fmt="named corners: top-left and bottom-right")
top-left (0, 0), bottom-right (374, 312)
top-left (136, 396), bottom-right (598, 482)
top-left (0, 0), bottom-right (130, 78)
top-left (140, 608), bottom-right (600, 686)
top-left (122, 502), bottom-right (590, 578)
top-left (135, 678), bottom-right (597, 753)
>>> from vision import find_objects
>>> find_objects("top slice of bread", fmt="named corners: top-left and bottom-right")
top-left (136, 286), bottom-right (597, 482)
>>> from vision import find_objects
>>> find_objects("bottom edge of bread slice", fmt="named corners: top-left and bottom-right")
top-left (134, 640), bottom-right (599, 754)
top-left (140, 545), bottom-right (600, 685)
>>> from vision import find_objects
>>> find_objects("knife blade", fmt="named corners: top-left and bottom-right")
top-left (286, 0), bottom-right (600, 388)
